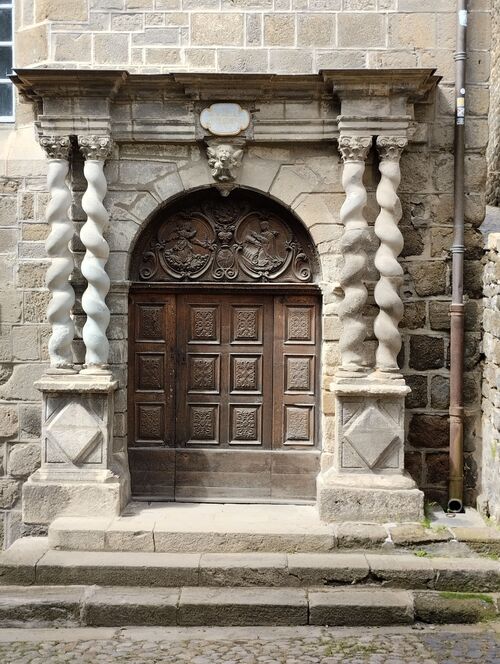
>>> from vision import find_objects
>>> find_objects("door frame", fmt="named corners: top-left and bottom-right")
top-left (128, 282), bottom-right (322, 502)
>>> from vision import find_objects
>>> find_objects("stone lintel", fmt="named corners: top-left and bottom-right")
top-left (12, 68), bottom-right (438, 146)
top-left (35, 374), bottom-right (119, 395)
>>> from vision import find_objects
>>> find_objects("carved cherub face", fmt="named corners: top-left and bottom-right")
top-left (216, 146), bottom-right (232, 164)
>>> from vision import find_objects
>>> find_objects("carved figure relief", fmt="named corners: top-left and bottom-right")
top-left (207, 143), bottom-right (243, 182)
top-left (136, 195), bottom-right (315, 284)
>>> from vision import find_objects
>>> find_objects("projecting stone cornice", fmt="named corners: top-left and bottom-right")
top-left (11, 68), bottom-right (439, 145)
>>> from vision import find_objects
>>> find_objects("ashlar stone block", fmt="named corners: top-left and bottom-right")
top-left (317, 380), bottom-right (423, 523)
top-left (23, 374), bottom-right (129, 525)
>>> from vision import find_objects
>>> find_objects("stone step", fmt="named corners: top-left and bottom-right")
top-left (1, 538), bottom-right (500, 594)
top-left (44, 504), bottom-right (500, 555)
top-left (0, 585), bottom-right (497, 627)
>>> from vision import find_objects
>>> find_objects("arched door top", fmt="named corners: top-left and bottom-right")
top-left (130, 189), bottom-right (320, 284)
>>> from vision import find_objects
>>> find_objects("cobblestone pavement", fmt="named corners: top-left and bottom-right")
top-left (0, 623), bottom-right (499, 663)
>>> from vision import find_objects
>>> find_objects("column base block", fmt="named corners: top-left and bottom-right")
top-left (24, 373), bottom-right (131, 525)
top-left (317, 472), bottom-right (424, 523)
top-left (22, 476), bottom-right (126, 525)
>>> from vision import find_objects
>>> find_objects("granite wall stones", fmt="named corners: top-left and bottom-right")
top-left (478, 232), bottom-right (500, 522)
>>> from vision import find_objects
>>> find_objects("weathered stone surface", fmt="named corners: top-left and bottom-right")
top-left (0, 479), bottom-right (19, 510)
top-left (178, 587), bottom-right (308, 626)
top-left (85, 587), bottom-right (178, 626)
top-left (338, 13), bottom-right (385, 47)
top-left (0, 585), bottom-right (84, 626)
top-left (37, 550), bottom-right (201, 587)
top-left (0, 405), bottom-right (18, 440)
top-left (409, 336), bottom-right (445, 370)
top-left (0, 537), bottom-right (48, 585)
top-left (389, 523), bottom-right (452, 546)
top-left (405, 375), bottom-right (428, 409)
top-left (9, 444), bottom-right (41, 478)
top-left (287, 553), bottom-right (369, 585)
top-left (366, 554), bottom-right (434, 589)
top-left (407, 262), bottom-right (447, 296)
top-left (199, 553), bottom-right (289, 587)
top-left (335, 523), bottom-right (388, 549)
top-left (35, 0), bottom-right (88, 21)
top-left (432, 558), bottom-right (500, 592)
top-left (430, 375), bottom-right (450, 409)
top-left (309, 588), bottom-right (414, 626)
top-left (401, 301), bottom-right (426, 329)
top-left (318, 481), bottom-right (424, 523)
top-left (414, 590), bottom-right (496, 624)
top-left (408, 414), bottom-right (449, 449)
top-left (191, 13), bottom-right (243, 46)
top-left (429, 300), bottom-right (451, 331)
top-left (22, 482), bottom-right (122, 525)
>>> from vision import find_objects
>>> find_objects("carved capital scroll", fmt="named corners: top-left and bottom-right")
top-left (373, 135), bottom-right (408, 376)
top-left (338, 135), bottom-right (371, 163)
top-left (39, 135), bottom-right (71, 161)
top-left (78, 135), bottom-right (114, 161)
top-left (376, 136), bottom-right (407, 162)
top-left (337, 135), bottom-right (372, 375)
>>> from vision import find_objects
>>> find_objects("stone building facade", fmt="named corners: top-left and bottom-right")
top-left (0, 0), bottom-right (494, 547)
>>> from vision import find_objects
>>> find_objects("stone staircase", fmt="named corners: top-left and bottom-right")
top-left (1, 503), bottom-right (499, 628)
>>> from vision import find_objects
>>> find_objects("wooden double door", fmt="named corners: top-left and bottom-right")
top-left (128, 290), bottom-right (321, 503)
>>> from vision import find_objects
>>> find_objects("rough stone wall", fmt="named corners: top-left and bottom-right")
top-left (479, 232), bottom-right (500, 522)
top-left (13, 0), bottom-right (491, 75)
top-left (487, 0), bottom-right (500, 205)
top-left (0, 0), bottom-right (493, 546)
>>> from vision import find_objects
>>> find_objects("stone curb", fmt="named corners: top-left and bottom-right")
top-left (1, 539), bottom-right (499, 593)
top-left (0, 585), bottom-right (498, 627)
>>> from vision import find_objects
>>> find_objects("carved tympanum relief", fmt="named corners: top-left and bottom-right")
top-left (136, 195), bottom-right (315, 283)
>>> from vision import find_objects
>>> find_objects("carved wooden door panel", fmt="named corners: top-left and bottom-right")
top-left (128, 290), bottom-right (321, 503)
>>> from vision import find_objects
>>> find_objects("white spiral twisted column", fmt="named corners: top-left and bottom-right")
top-left (338, 135), bottom-right (372, 374)
top-left (78, 135), bottom-right (113, 373)
top-left (373, 136), bottom-right (408, 376)
top-left (39, 136), bottom-right (76, 373)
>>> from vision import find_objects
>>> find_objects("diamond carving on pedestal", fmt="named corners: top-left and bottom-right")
top-left (46, 401), bottom-right (102, 465)
top-left (343, 403), bottom-right (400, 469)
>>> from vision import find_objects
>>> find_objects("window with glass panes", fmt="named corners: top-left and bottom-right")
top-left (0, 1), bottom-right (13, 121)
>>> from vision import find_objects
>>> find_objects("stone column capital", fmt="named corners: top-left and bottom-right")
top-left (338, 135), bottom-right (371, 163)
top-left (78, 135), bottom-right (114, 161)
top-left (376, 136), bottom-right (408, 162)
top-left (39, 135), bottom-right (72, 160)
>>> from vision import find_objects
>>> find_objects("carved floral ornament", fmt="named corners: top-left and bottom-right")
top-left (137, 198), bottom-right (315, 284)
top-left (78, 135), bottom-right (114, 161)
top-left (39, 135), bottom-right (72, 160)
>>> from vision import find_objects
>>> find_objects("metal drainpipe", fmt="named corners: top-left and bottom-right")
top-left (448, 0), bottom-right (468, 513)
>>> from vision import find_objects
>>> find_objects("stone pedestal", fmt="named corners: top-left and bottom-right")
top-left (23, 374), bottom-right (130, 524)
top-left (317, 380), bottom-right (423, 523)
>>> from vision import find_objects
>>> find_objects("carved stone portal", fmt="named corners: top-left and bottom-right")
top-left (133, 190), bottom-right (316, 283)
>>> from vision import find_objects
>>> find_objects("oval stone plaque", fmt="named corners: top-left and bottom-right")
top-left (200, 103), bottom-right (250, 137)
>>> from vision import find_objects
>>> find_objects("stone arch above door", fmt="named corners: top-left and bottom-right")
top-left (129, 188), bottom-right (321, 285)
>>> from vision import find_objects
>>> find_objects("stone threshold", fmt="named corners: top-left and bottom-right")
top-left (45, 502), bottom-right (500, 554)
top-left (1, 538), bottom-right (499, 594)
top-left (0, 584), bottom-right (498, 628)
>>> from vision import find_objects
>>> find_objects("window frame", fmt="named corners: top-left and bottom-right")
top-left (0, 0), bottom-right (14, 123)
